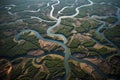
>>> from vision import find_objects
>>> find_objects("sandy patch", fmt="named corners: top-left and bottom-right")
top-left (93, 43), bottom-right (103, 49)
top-left (27, 50), bottom-right (44, 56)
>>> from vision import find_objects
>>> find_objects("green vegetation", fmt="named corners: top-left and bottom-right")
top-left (12, 58), bottom-right (23, 65)
top-left (24, 18), bottom-right (55, 34)
top-left (87, 46), bottom-right (116, 56)
top-left (70, 46), bottom-right (86, 54)
top-left (107, 54), bottom-right (120, 79)
top-left (0, 0), bottom-right (120, 80)
top-left (75, 20), bottom-right (90, 33)
top-left (88, 46), bottom-right (116, 56)
top-left (68, 39), bottom-right (80, 48)
top-left (56, 18), bottom-right (74, 38)
top-left (88, 51), bottom-right (98, 56)
top-left (34, 72), bottom-right (47, 80)
top-left (61, 18), bottom-right (74, 26)
top-left (69, 62), bottom-right (94, 80)
top-left (75, 19), bottom-right (101, 33)
top-left (10, 64), bottom-right (23, 80)
top-left (99, 17), bottom-right (118, 24)
top-left (57, 0), bottom-right (89, 16)
top-left (61, 7), bottom-right (76, 16)
top-left (0, 32), bottom-right (40, 57)
top-left (91, 0), bottom-right (120, 7)
top-left (10, 59), bottom-right (39, 80)
top-left (0, 59), bottom-right (11, 80)
top-left (99, 28), bottom-right (106, 33)
top-left (90, 30), bottom-right (107, 44)
top-left (96, 47), bottom-right (109, 55)
top-left (24, 59), bottom-right (33, 69)
top-left (24, 66), bottom-right (39, 78)
top-left (53, 0), bottom-right (75, 16)
top-left (56, 25), bottom-right (73, 38)
top-left (44, 56), bottom-right (65, 79)
top-left (77, 4), bottom-right (117, 18)
top-left (82, 40), bottom-right (96, 47)
top-left (104, 23), bottom-right (120, 48)
top-left (90, 20), bottom-right (101, 29)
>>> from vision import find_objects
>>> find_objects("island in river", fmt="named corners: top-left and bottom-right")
top-left (0, 0), bottom-right (120, 80)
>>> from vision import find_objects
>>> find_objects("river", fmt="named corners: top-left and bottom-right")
top-left (13, 0), bottom-right (120, 79)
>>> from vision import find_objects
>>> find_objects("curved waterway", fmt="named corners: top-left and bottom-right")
top-left (14, 0), bottom-right (120, 79)
top-left (90, 6), bottom-right (120, 53)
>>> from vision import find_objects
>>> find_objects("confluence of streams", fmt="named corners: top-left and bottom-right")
top-left (14, 0), bottom-right (120, 79)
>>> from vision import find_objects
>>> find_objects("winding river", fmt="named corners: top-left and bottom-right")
top-left (13, 0), bottom-right (120, 79)
top-left (90, 6), bottom-right (120, 53)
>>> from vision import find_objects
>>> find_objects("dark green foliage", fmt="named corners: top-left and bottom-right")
top-left (58, 0), bottom-right (89, 16)
top-left (69, 62), bottom-right (94, 80)
top-left (75, 20), bottom-right (101, 33)
top-left (61, 7), bottom-right (76, 16)
top-left (24, 66), bottom-right (39, 78)
top-left (82, 40), bottom-right (95, 47)
top-left (10, 64), bottom-right (23, 80)
top-left (56, 18), bottom-right (74, 38)
top-left (20, 33), bottom-right (40, 47)
top-left (10, 59), bottom-right (39, 80)
top-left (35, 72), bottom-right (47, 80)
top-left (16, 77), bottom-right (31, 80)
top-left (88, 51), bottom-right (98, 56)
top-left (56, 26), bottom-right (73, 38)
top-left (100, 17), bottom-right (118, 24)
top-left (69, 39), bottom-right (80, 48)
top-left (97, 47), bottom-right (108, 55)
top-left (90, 30), bottom-right (107, 44)
top-left (0, 59), bottom-right (11, 80)
top-left (44, 56), bottom-right (65, 79)
top-left (90, 47), bottom-right (116, 55)
top-left (0, 0), bottom-right (119, 80)
top-left (91, 0), bottom-right (120, 7)
top-left (99, 28), bottom-right (106, 33)
top-left (107, 54), bottom-right (120, 79)
top-left (104, 23), bottom-right (120, 48)
top-left (90, 20), bottom-right (101, 29)
top-left (75, 20), bottom-right (90, 33)
top-left (24, 59), bottom-right (33, 69)
top-left (70, 46), bottom-right (86, 53)
top-left (12, 58), bottom-right (23, 65)
top-left (61, 18), bottom-right (74, 26)
top-left (0, 32), bottom-right (40, 57)
top-left (77, 4), bottom-right (117, 18)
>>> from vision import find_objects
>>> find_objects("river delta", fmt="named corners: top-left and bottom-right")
top-left (0, 0), bottom-right (120, 80)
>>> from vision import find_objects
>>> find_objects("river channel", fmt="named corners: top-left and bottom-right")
top-left (13, 0), bottom-right (120, 79)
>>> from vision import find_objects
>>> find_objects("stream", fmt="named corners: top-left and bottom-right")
top-left (12, 0), bottom-right (120, 79)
